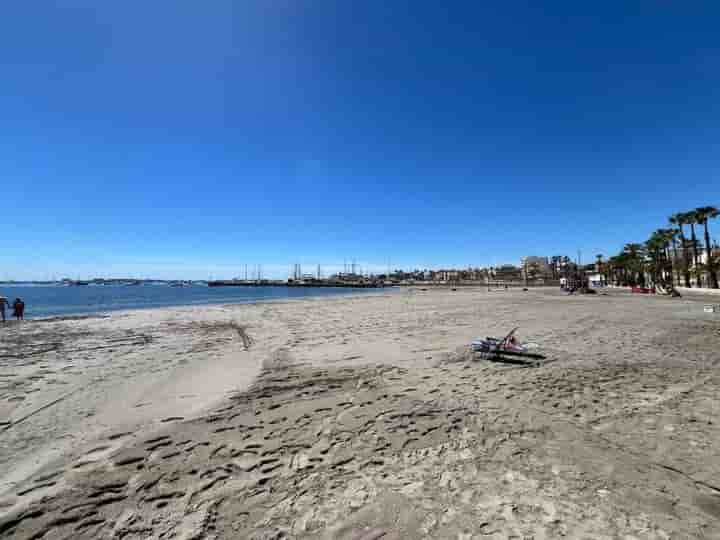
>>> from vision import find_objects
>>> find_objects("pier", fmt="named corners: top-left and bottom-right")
top-left (207, 279), bottom-right (386, 289)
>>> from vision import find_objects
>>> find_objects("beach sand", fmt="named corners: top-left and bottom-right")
top-left (1, 287), bottom-right (719, 538)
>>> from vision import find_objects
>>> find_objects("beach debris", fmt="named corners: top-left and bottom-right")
top-left (566, 286), bottom-right (596, 295)
top-left (656, 284), bottom-right (681, 297)
top-left (704, 304), bottom-right (719, 313)
top-left (471, 327), bottom-right (545, 362)
top-left (232, 323), bottom-right (254, 350)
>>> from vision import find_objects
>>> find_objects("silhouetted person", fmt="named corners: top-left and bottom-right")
top-left (0, 296), bottom-right (8, 323)
top-left (12, 298), bottom-right (24, 321)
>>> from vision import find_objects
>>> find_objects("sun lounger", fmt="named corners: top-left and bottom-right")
top-left (472, 327), bottom-right (545, 360)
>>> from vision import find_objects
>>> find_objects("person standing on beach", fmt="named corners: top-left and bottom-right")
top-left (0, 296), bottom-right (8, 323)
top-left (12, 298), bottom-right (25, 321)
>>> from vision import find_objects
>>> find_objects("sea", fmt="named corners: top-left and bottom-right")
top-left (0, 284), bottom-right (389, 320)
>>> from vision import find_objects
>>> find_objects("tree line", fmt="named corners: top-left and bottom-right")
top-left (604, 206), bottom-right (719, 289)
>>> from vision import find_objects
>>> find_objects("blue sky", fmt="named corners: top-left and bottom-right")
top-left (2, 1), bottom-right (719, 279)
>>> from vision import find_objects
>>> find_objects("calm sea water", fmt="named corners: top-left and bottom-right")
top-left (0, 285), bottom-right (389, 319)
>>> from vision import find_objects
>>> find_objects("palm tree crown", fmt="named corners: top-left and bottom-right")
top-left (694, 206), bottom-right (719, 288)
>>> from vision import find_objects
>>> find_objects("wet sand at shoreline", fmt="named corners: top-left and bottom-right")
top-left (1, 287), bottom-right (719, 538)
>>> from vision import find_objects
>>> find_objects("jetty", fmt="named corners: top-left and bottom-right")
top-left (207, 279), bottom-right (386, 288)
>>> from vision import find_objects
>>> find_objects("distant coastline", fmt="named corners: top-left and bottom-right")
top-left (0, 283), bottom-right (391, 320)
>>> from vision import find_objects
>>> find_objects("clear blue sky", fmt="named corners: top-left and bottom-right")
top-left (2, 1), bottom-right (719, 279)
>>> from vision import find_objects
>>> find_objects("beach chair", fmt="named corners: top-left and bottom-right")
top-left (471, 327), bottom-right (545, 361)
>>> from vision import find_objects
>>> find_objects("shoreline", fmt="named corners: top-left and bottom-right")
top-left (2, 285), bottom-right (398, 321)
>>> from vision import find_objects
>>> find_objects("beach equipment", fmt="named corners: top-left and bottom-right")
top-left (472, 327), bottom-right (545, 361)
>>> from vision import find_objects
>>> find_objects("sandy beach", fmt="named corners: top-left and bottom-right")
top-left (1, 287), bottom-right (720, 538)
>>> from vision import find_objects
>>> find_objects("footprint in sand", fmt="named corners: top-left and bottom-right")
top-left (78, 444), bottom-right (112, 463)
top-left (107, 431), bottom-right (133, 441)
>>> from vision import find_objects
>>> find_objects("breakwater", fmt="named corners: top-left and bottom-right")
top-left (207, 280), bottom-right (386, 288)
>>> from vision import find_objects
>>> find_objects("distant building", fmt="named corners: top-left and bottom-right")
top-left (550, 255), bottom-right (576, 279)
top-left (491, 265), bottom-right (523, 282)
top-left (521, 256), bottom-right (553, 282)
top-left (434, 269), bottom-right (460, 282)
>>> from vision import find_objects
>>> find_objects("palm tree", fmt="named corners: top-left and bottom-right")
top-left (664, 224), bottom-right (680, 286)
top-left (669, 213), bottom-right (691, 287)
top-left (646, 230), bottom-right (674, 286)
top-left (623, 243), bottom-right (646, 286)
top-left (656, 228), bottom-right (676, 285)
top-left (684, 210), bottom-right (701, 283)
top-left (595, 254), bottom-right (610, 285)
top-left (609, 254), bottom-right (628, 286)
top-left (695, 206), bottom-right (719, 288)
top-left (605, 257), bottom-right (615, 285)
top-left (645, 235), bottom-right (660, 286)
